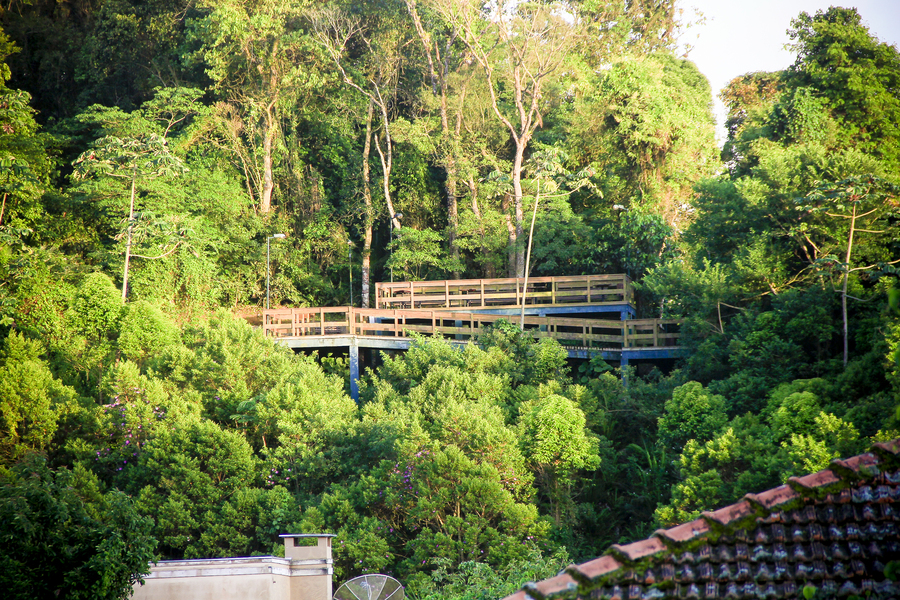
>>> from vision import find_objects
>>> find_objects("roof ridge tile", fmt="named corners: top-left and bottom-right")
top-left (567, 555), bottom-right (622, 585)
top-left (653, 518), bottom-right (711, 548)
top-left (608, 537), bottom-right (667, 564)
top-left (787, 469), bottom-right (843, 497)
top-left (700, 500), bottom-right (756, 532)
top-left (521, 573), bottom-right (579, 600)
top-left (829, 453), bottom-right (879, 480)
top-left (503, 439), bottom-right (900, 600)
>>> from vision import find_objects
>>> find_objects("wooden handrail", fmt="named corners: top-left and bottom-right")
top-left (263, 307), bottom-right (680, 350)
top-left (374, 273), bottom-right (634, 310)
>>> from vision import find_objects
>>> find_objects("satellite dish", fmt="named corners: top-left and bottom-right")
top-left (334, 574), bottom-right (404, 600)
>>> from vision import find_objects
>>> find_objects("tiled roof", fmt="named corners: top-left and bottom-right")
top-left (504, 439), bottom-right (900, 600)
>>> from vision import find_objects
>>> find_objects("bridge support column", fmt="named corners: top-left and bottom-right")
top-left (349, 339), bottom-right (360, 403)
top-left (620, 353), bottom-right (629, 388)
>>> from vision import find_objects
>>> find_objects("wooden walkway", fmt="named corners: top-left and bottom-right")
top-left (263, 306), bottom-right (680, 351)
top-left (264, 273), bottom-right (681, 400)
top-left (375, 274), bottom-right (632, 310)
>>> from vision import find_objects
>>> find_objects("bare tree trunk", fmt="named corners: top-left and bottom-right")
top-left (501, 193), bottom-right (516, 277)
top-left (122, 171), bottom-right (137, 302)
top-left (842, 206), bottom-right (856, 367)
top-left (261, 102), bottom-right (276, 214)
top-left (512, 140), bottom-right (526, 277)
top-left (361, 101), bottom-right (375, 308)
top-left (468, 176), bottom-right (491, 277)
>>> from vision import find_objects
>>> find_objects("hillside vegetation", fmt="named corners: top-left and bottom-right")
top-left (0, 2), bottom-right (898, 599)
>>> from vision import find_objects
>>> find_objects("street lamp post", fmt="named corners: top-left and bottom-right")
top-left (389, 212), bottom-right (403, 282)
top-left (266, 233), bottom-right (286, 309)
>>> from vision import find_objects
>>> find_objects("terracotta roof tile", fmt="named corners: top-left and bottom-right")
top-left (702, 500), bottom-right (755, 528)
top-left (521, 573), bottom-right (578, 599)
top-left (744, 485), bottom-right (801, 512)
top-left (569, 555), bottom-right (621, 582)
top-left (609, 536), bottom-right (667, 563)
top-left (787, 469), bottom-right (841, 493)
top-left (501, 439), bottom-right (900, 600)
top-left (872, 438), bottom-right (900, 456)
top-left (654, 518), bottom-right (710, 546)
top-left (831, 453), bottom-right (879, 479)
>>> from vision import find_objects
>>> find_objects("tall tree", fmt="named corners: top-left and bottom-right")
top-left (799, 175), bottom-right (900, 366)
top-left (783, 7), bottom-right (900, 171)
top-left (190, 0), bottom-right (318, 214)
top-left (440, 0), bottom-right (580, 277)
top-left (314, 3), bottom-right (408, 302)
top-left (404, 0), bottom-right (466, 277)
top-left (72, 135), bottom-right (188, 301)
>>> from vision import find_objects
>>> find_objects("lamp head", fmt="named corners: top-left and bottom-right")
top-left (271, 233), bottom-right (286, 239)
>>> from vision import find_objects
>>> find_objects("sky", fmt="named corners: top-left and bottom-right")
top-left (680, 1), bottom-right (900, 144)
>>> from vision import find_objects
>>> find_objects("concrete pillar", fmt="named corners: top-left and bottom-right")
top-left (281, 534), bottom-right (335, 600)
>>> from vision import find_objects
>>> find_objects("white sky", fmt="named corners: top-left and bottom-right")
top-left (679, 1), bottom-right (900, 144)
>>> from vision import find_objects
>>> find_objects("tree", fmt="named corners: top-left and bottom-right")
top-left (313, 3), bottom-right (409, 302)
top-left (518, 147), bottom-right (596, 327)
top-left (403, 0), bottom-right (470, 276)
top-left (0, 454), bottom-right (156, 600)
top-left (191, 0), bottom-right (318, 214)
top-left (656, 381), bottom-right (727, 453)
top-left (443, 0), bottom-right (581, 276)
top-left (519, 393), bottom-right (600, 525)
top-left (0, 332), bottom-right (77, 465)
top-left (72, 134), bottom-right (188, 301)
top-left (784, 7), bottom-right (900, 171)
top-left (799, 175), bottom-right (900, 366)
top-left (568, 53), bottom-right (718, 229)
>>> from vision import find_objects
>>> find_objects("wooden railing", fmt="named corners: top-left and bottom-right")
top-left (263, 307), bottom-right (679, 350)
top-left (374, 274), bottom-right (633, 310)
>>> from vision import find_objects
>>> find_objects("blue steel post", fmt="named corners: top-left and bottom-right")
top-left (349, 339), bottom-right (360, 402)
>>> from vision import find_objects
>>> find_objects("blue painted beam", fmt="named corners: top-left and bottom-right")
top-left (456, 304), bottom-right (636, 318)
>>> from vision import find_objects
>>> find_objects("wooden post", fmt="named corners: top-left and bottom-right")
top-left (586, 275), bottom-right (592, 304)
top-left (480, 279), bottom-right (485, 307)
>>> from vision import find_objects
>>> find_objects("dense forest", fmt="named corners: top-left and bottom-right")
top-left (0, 1), bottom-right (898, 599)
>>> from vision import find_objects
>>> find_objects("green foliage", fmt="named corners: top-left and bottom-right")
top-left (0, 454), bottom-right (156, 600)
top-left (117, 300), bottom-right (180, 365)
top-left (0, 1), bottom-right (898, 593)
top-left (784, 7), bottom-right (900, 169)
top-left (657, 382), bottom-right (727, 453)
top-left (0, 332), bottom-right (77, 465)
top-left (412, 546), bottom-right (570, 600)
top-left (134, 418), bottom-right (263, 559)
top-left (388, 227), bottom-right (461, 282)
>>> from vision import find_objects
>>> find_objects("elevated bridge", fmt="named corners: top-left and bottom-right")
top-left (263, 274), bottom-right (685, 400)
